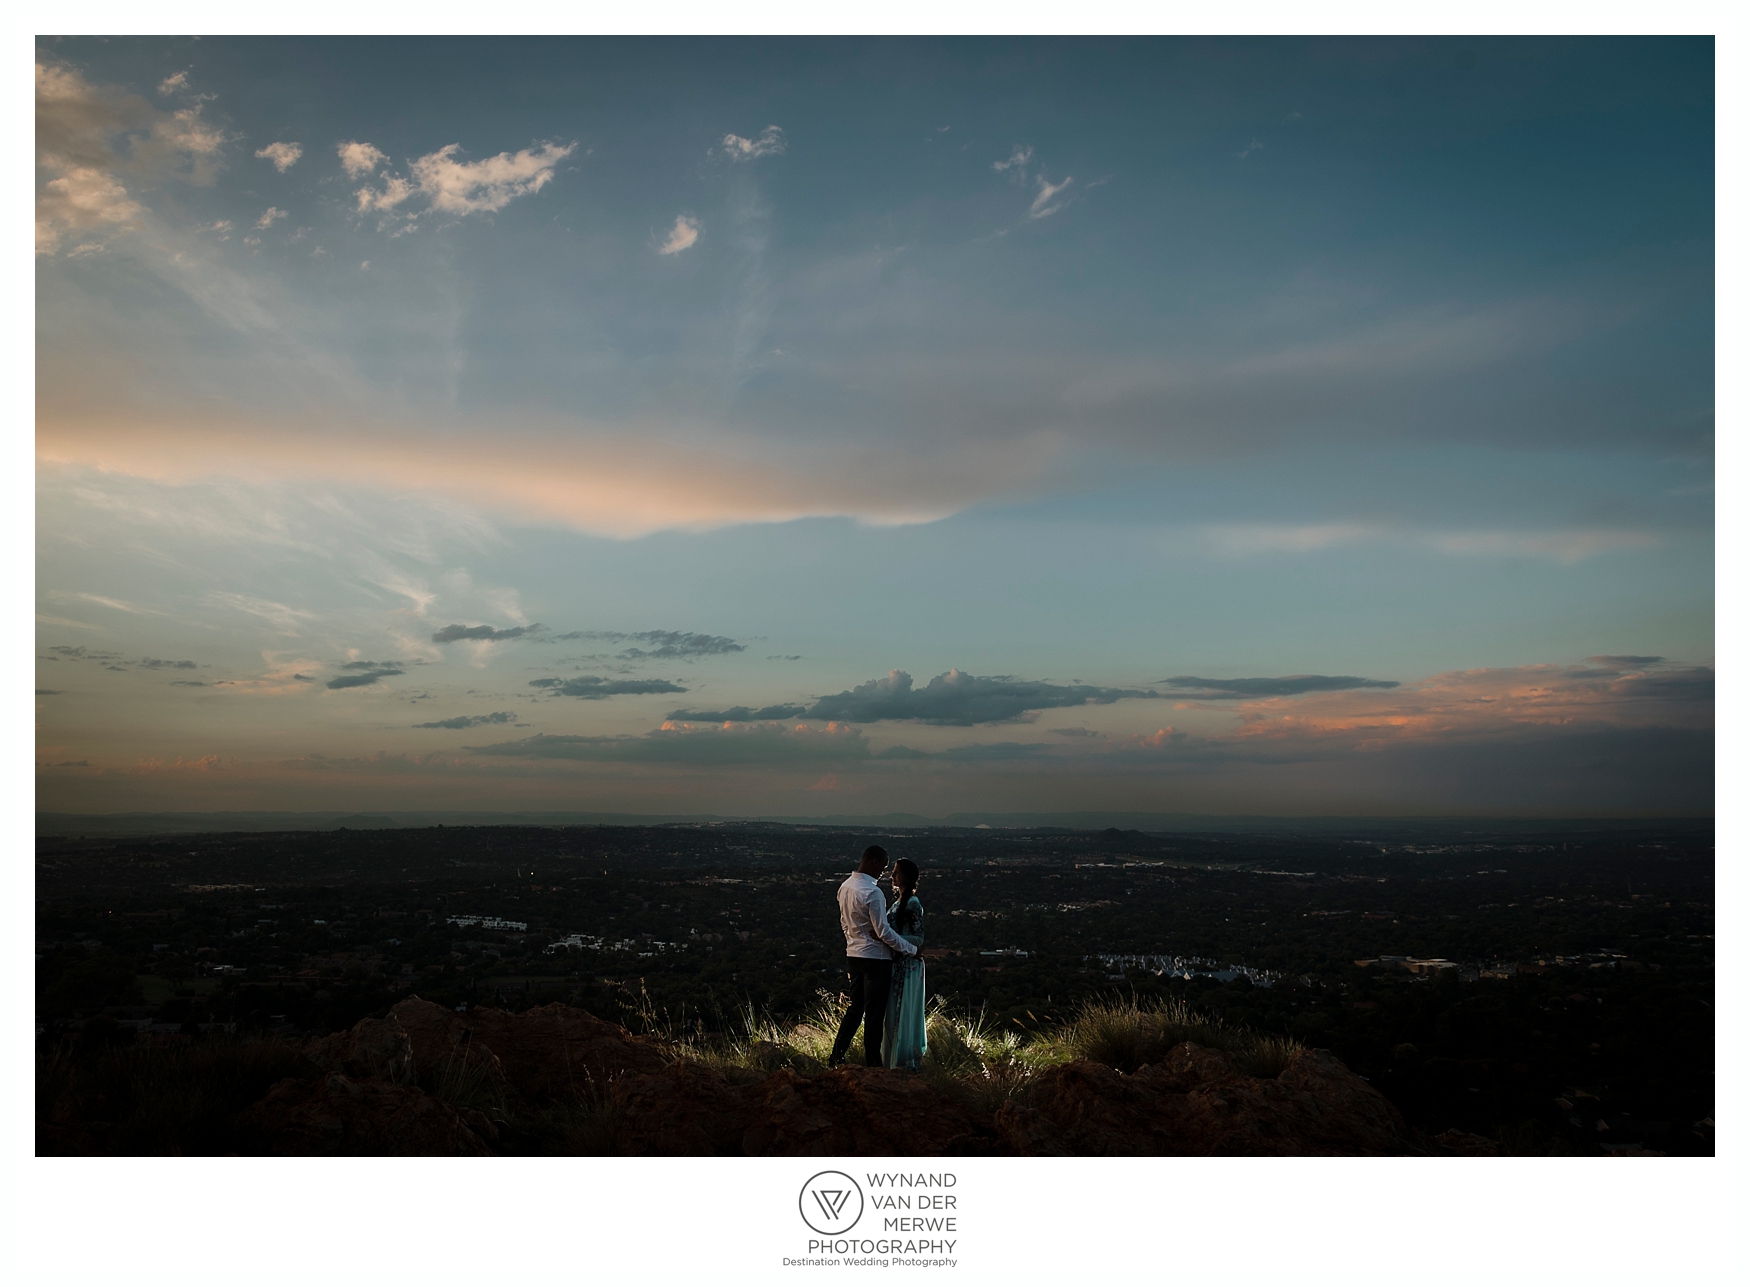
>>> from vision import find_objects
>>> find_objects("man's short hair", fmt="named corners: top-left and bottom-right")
top-left (860, 844), bottom-right (888, 867)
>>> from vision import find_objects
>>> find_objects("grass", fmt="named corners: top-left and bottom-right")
top-left (1034, 994), bottom-right (1302, 1077)
top-left (38, 993), bottom-right (1303, 1154)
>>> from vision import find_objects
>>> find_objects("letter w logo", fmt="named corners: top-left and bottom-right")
top-left (812, 1189), bottom-right (851, 1221)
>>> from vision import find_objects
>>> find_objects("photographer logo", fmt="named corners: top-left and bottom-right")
top-left (798, 1170), bottom-right (864, 1235)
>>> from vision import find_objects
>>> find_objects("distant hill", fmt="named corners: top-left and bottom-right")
top-left (36, 809), bottom-right (1710, 839)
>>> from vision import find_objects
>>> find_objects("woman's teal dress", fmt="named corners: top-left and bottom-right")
top-left (882, 895), bottom-right (928, 1070)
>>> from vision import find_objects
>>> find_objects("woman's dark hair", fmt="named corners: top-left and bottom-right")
top-left (891, 858), bottom-right (920, 933)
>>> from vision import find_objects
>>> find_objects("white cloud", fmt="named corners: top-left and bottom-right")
top-left (1029, 175), bottom-right (1074, 218)
top-left (356, 175), bottom-right (414, 213)
top-left (158, 71), bottom-right (188, 95)
top-left (720, 125), bottom-right (785, 161)
top-left (410, 141), bottom-right (575, 213)
top-left (337, 140), bottom-right (387, 178)
top-left (993, 145), bottom-right (1033, 173)
top-left (36, 166), bottom-right (141, 253)
top-left (353, 141), bottom-right (575, 219)
top-left (255, 206), bottom-right (287, 229)
top-left (135, 106), bottom-right (228, 183)
top-left (255, 141), bottom-right (302, 172)
top-left (1238, 139), bottom-right (1264, 160)
top-left (658, 214), bottom-right (700, 255)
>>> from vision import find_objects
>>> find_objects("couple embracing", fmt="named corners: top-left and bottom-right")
top-left (827, 844), bottom-right (928, 1070)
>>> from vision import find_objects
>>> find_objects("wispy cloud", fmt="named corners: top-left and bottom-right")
top-left (802, 668), bottom-right (1160, 726)
top-left (431, 623), bottom-right (541, 644)
top-left (157, 72), bottom-right (188, 95)
top-left (471, 719), bottom-right (868, 766)
top-left (1237, 139), bottom-right (1264, 160)
top-left (1159, 675), bottom-right (1400, 701)
top-left (553, 630), bottom-right (743, 660)
top-left (1194, 523), bottom-right (1664, 563)
top-left (255, 206), bottom-right (287, 229)
top-left (1029, 175), bottom-right (1074, 218)
top-left (720, 125), bottom-right (785, 161)
top-left (992, 145), bottom-right (1033, 173)
top-left (413, 711), bottom-right (516, 730)
top-left (529, 676), bottom-right (689, 699)
top-left (659, 214), bottom-right (701, 255)
top-left (254, 142), bottom-right (302, 172)
top-left (36, 60), bottom-right (227, 255)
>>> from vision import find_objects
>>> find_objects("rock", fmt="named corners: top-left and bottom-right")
top-left (739, 1067), bottom-right (986, 1156)
top-left (613, 1061), bottom-right (756, 1155)
top-left (383, 998), bottom-right (668, 1102)
top-left (305, 1014), bottom-right (414, 1082)
top-left (1431, 1128), bottom-right (1503, 1156)
top-left (994, 1044), bottom-right (1424, 1156)
top-left (237, 1072), bottom-right (496, 1155)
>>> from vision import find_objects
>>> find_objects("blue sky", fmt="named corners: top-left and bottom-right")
top-left (35, 36), bottom-right (1713, 816)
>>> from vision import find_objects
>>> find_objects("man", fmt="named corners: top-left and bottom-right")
top-left (828, 844), bottom-right (925, 1068)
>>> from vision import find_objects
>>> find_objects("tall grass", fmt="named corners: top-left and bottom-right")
top-left (1033, 994), bottom-right (1301, 1077)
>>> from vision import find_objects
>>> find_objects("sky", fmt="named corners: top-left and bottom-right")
top-left (34, 36), bottom-right (1714, 818)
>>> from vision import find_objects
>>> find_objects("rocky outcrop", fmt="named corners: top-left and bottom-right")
top-left (739, 1066), bottom-right (987, 1156)
top-left (237, 1072), bottom-right (497, 1156)
top-left (993, 1044), bottom-right (1423, 1156)
top-left (268, 1004), bottom-right (1441, 1156)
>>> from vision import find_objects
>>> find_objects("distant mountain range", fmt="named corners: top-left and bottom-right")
top-left (35, 809), bottom-right (1710, 838)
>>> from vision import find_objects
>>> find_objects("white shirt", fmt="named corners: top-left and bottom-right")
top-left (837, 872), bottom-right (918, 960)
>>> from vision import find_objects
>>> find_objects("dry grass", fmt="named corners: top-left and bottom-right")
top-left (1031, 994), bottom-right (1302, 1076)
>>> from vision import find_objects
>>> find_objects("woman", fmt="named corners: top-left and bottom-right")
top-left (881, 858), bottom-right (928, 1070)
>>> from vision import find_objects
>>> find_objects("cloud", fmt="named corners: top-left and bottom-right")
top-left (1237, 139), bottom-right (1264, 159)
top-left (44, 645), bottom-right (124, 662)
top-left (337, 140), bottom-right (386, 178)
top-left (354, 140), bottom-right (577, 218)
top-left (1028, 175), bottom-right (1074, 219)
top-left (1587, 655), bottom-right (1665, 667)
top-left (1194, 523), bottom-right (1664, 564)
top-left (1159, 675), bottom-right (1401, 701)
top-left (413, 711), bottom-right (516, 729)
top-left (667, 703), bottom-right (810, 723)
top-left (157, 72), bottom-right (188, 95)
top-left (254, 142), bottom-right (302, 172)
top-left (325, 662), bottom-right (404, 689)
top-left (553, 630), bottom-right (743, 660)
top-left (720, 126), bottom-right (785, 161)
top-left (37, 415), bottom-right (1062, 539)
top-left (431, 623), bottom-right (541, 644)
top-left (1050, 726), bottom-right (1101, 737)
top-left (805, 668), bottom-right (1162, 725)
top-left (659, 215), bottom-right (700, 255)
top-left (137, 658), bottom-right (198, 670)
top-left (470, 719), bottom-right (869, 766)
top-left (992, 145), bottom-right (1033, 173)
top-left (36, 60), bottom-right (226, 255)
top-left (202, 592), bottom-right (316, 632)
top-left (169, 680), bottom-right (207, 686)
top-left (255, 206), bottom-right (287, 229)
top-left (529, 676), bottom-right (689, 699)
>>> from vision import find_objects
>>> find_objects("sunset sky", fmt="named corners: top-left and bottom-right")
top-left (35, 36), bottom-right (1714, 818)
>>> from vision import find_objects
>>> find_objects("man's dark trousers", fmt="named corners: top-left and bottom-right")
top-left (830, 956), bottom-right (894, 1066)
